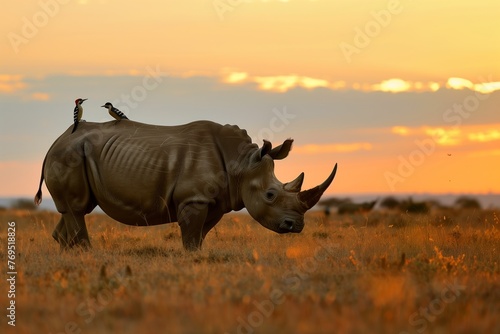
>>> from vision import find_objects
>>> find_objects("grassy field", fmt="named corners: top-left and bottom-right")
top-left (1, 208), bottom-right (499, 334)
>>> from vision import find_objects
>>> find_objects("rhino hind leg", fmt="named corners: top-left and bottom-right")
top-left (52, 213), bottom-right (91, 250)
top-left (52, 217), bottom-right (67, 246)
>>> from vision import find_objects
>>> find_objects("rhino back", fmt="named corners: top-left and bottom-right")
top-left (72, 120), bottom-right (250, 225)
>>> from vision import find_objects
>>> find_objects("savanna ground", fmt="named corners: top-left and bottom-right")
top-left (1, 208), bottom-right (499, 334)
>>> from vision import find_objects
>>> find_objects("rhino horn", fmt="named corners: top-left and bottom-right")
top-left (284, 172), bottom-right (304, 192)
top-left (298, 164), bottom-right (338, 210)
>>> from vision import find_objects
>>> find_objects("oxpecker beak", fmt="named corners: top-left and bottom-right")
top-left (298, 164), bottom-right (338, 210)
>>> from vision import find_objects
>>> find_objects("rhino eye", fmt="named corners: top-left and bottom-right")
top-left (265, 189), bottom-right (277, 202)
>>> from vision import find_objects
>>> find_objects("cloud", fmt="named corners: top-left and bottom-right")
top-left (254, 75), bottom-right (328, 92)
top-left (220, 70), bottom-right (500, 95)
top-left (446, 77), bottom-right (474, 90)
top-left (372, 79), bottom-right (444, 93)
top-left (474, 81), bottom-right (500, 94)
top-left (221, 70), bottom-right (450, 93)
top-left (468, 130), bottom-right (500, 143)
top-left (225, 71), bottom-right (249, 83)
top-left (446, 77), bottom-right (500, 94)
top-left (424, 127), bottom-right (462, 146)
top-left (294, 142), bottom-right (372, 154)
top-left (37, 69), bottom-right (496, 96)
top-left (391, 126), bottom-right (410, 136)
top-left (254, 76), bottom-right (294, 91)
top-left (219, 71), bottom-right (471, 93)
top-left (30, 92), bottom-right (51, 101)
top-left (428, 82), bottom-right (441, 91)
top-left (300, 77), bottom-right (329, 89)
top-left (391, 124), bottom-right (500, 147)
top-left (372, 79), bottom-right (411, 93)
top-left (391, 125), bottom-right (464, 146)
top-left (0, 75), bottom-right (26, 93)
top-left (0, 75), bottom-right (50, 101)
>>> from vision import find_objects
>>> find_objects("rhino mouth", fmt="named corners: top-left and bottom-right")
top-left (278, 219), bottom-right (303, 234)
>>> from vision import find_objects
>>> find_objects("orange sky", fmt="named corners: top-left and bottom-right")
top-left (1, 0), bottom-right (499, 197)
top-left (3, 0), bottom-right (500, 80)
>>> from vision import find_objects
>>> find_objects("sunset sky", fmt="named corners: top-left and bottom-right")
top-left (1, 0), bottom-right (499, 199)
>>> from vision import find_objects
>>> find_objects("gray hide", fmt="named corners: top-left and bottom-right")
top-left (35, 120), bottom-right (337, 250)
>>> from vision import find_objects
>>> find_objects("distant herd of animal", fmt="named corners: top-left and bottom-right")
top-left (319, 196), bottom-right (483, 215)
top-left (34, 100), bottom-right (338, 251)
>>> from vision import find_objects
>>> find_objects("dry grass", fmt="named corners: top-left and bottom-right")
top-left (0, 208), bottom-right (499, 334)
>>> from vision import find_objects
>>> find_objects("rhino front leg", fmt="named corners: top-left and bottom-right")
top-left (202, 213), bottom-right (223, 240)
top-left (178, 203), bottom-right (208, 251)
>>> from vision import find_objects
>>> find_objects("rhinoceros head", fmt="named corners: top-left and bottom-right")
top-left (240, 139), bottom-right (337, 234)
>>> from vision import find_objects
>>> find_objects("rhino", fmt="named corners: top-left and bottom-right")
top-left (34, 120), bottom-right (337, 251)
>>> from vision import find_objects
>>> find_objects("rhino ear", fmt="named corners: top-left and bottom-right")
top-left (268, 139), bottom-right (293, 160)
top-left (250, 140), bottom-right (272, 164)
top-left (259, 140), bottom-right (273, 159)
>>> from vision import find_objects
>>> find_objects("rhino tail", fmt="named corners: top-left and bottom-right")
top-left (34, 155), bottom-right (47, 206)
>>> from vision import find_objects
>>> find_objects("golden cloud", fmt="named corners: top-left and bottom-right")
top-left (372, 78), bottom-right (411, 93)
top-left (225, 71), bottom-right (248, 83)
top-left (253, 75), bottom-right (328, 92)
top-left (221, 72), bottom-right (453, 93)
top-left (0, 75), bottom-right (26, 93)
top-left (390, 124), bottom-right (500, 148)
top-left (446, 77), bottom-right (474, 90)
top-left (300, 77), bottom-right (329, 89)
top-left (468, 130), bottom-right (500, 143)
top-left (429, 82), bottom-right (441, 91)
top-left (424, 127), bottom-right (462, 146)
top-left (474, 81), bottom-right (500, 94)
top-left (446, 77), bottom-right (500, 94)
top-left (30, 92), bottom-right (51, 101)
top-left (254, 76), bottom-right (297, 92)
top-left (391, 126), bottom-right (411, 136)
